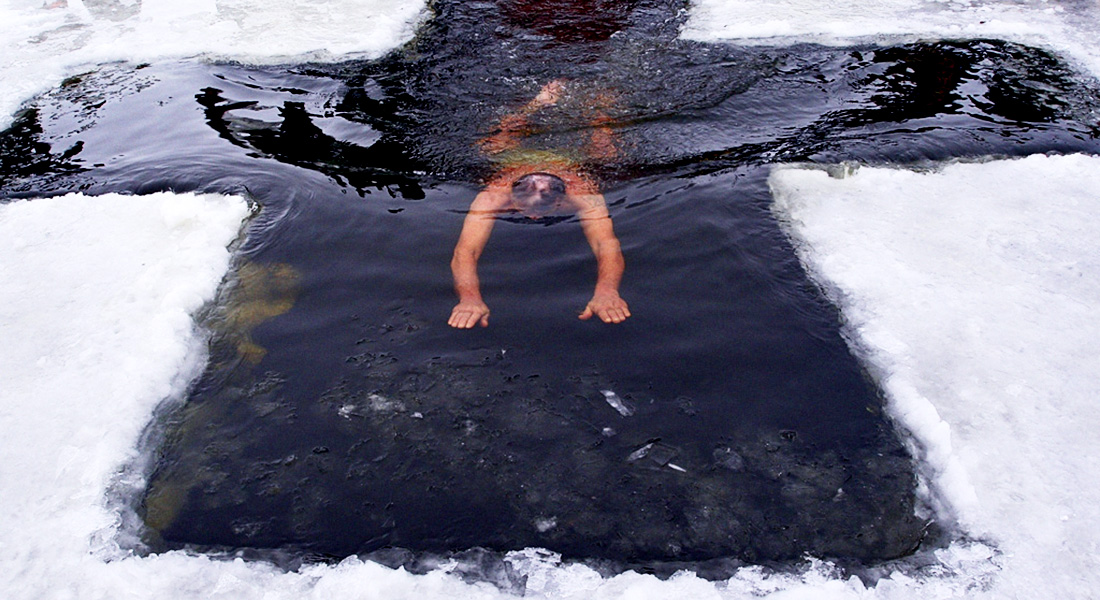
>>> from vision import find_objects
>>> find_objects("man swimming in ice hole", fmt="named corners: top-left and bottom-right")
top-left (449, 80), bottom-right (631, 328)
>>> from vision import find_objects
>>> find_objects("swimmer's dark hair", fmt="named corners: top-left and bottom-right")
top-left (512, 172), bottom-right (567, 211)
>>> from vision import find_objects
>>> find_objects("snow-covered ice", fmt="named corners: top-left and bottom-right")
top-left (770, 154), bottom-right (1100, 599)
top-left (684, 0), bottom-right (1100, 78)
top-left (0, 0), bottom-right (428, 129)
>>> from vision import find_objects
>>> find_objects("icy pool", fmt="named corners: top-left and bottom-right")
top-left (4, 0), bottom-right (1100, 598)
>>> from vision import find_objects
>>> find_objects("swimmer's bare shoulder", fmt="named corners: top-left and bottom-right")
top-left (472, 177), bottom-right (515, 211)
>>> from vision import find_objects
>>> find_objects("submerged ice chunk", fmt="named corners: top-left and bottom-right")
top-left (627, 440), bottom-right (682, 471)
top-left (714, 447), bottom-right (746, 472)
top-left (336, 392), bottom-right (405, 419)
top-left (368, 393), bottom-right (404, 413)
top-left (627, 442), bottom-right (655, 462)
top-left (600, 389), bottom-right (634, 416)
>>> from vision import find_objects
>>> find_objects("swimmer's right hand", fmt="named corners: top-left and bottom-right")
top-left (449, 300), bottom-right (491, 329)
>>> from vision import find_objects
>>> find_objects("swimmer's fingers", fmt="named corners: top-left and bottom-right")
top-left (449, 303), bottom-right (490, 329)
top-left (579, 295), bottom-right (631, 324)
top-left (447, 310), bottom-right (465, 328)
top-left (449, 310), bottom-right (486, 328)
top-left (598, 305), bottom-right (630, 324)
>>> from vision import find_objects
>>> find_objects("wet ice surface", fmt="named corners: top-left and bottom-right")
top-left (5, 0), bottom-right (1100, 597)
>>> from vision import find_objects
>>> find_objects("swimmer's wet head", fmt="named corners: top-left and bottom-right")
top-left (511, 172), bottom-right (567, 217)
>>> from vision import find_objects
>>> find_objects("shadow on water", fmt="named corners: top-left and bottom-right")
top-left (4, 0), bottom-right (1100, 585)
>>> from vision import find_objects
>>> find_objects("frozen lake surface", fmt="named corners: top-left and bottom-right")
top-left (3, 0), bottom-right (1100, 598)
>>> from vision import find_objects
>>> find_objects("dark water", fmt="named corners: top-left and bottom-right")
top-left (4, 0), bottom-right (1100, 581)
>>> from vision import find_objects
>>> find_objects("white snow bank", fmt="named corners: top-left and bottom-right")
top-left (770, 153), bottom-right (1100, 599)
top-left (0, 192), bottom-right (240, 596)
top-left (683, 0), bottom-right (1100, 78)
top-left (0, 0), bottom-right (428, 129)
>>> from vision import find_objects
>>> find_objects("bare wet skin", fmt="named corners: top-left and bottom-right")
top-left (4, 0), bottom-right (1100, 582)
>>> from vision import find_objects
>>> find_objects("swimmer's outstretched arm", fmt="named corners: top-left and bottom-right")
top-left (449, 186), bottom-right (509, 328)
top-left (574, 193), bottom-right (631, 324)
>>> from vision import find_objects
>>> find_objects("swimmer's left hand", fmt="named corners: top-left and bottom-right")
top-left (579, 292), bottom-right (631, 324)
top-left (533, 80), bottom-right (565, 108)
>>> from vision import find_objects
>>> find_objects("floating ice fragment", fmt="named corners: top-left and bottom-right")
top-left (667, 463), bottom-right (687, 473)
top-left (601, 427), bottom-right (616, 437)
top-left (534, 516), bottom-right (557, 532)
top-left (600, 389), bottom-right (634, 416)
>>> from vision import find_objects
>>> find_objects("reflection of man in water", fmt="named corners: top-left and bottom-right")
top-left (449, 80), bottom-right (631, 328)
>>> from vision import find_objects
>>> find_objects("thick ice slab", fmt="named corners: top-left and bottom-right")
top-left (0, 0), bottom-right (428, 129)
top-left (0, 191), bottom-right (247, 598)
top-left (770, 154), bottom-right (1100, 598)
top-left (683, 0), bottom-right (1100, 77)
